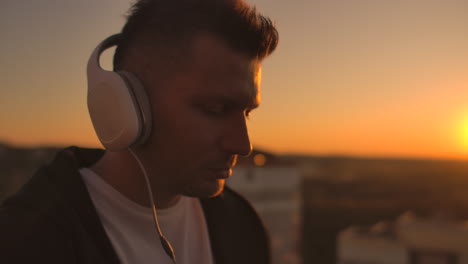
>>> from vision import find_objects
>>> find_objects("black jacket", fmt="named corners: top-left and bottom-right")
top-left (0, 147), bottom-right (270, 264)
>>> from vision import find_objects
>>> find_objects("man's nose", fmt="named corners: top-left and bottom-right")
top-left (221, 115), bottom-right (253, 157)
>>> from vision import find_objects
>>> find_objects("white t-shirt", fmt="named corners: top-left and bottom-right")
top-left (80, 168), bottom-right (214, 264)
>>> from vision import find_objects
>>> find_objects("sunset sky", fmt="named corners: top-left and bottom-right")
top-left (1, 0), bottom-right (467, 160)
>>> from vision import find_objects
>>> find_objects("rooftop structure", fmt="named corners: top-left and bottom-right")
top-left (229, 150), bottom-right (302, 264)
top-left (338, 211), bottom-right (468, 264)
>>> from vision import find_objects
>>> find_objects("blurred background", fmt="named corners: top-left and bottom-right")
top-left (1, 0), bottom-right (468, 263)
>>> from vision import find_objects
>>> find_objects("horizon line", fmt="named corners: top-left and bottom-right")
top-left (1, 140), bottom-right (466, 162)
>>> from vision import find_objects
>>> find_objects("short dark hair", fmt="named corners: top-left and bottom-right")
top-left (113, 0), bottom-right (278, 71)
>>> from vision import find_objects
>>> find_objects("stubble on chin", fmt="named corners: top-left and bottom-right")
top-left (209, 181), bottom-right (225, 198)
top-left (183, 179), bottom-right (225, 199)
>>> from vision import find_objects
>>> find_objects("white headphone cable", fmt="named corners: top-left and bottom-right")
top-left (128, 148), bottom-right (177, 264)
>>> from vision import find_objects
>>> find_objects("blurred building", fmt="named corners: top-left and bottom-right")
top-left (337, 211), bottom-right (468, 264)
top-left (228, 150), bottom-right (302, 264)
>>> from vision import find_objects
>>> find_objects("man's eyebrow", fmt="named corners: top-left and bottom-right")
top-left (197, 94), bottom-right (260, 109)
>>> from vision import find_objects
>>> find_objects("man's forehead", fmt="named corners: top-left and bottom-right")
top-left (214, 63), bottom-right (261, 108)
top-left (139, 33), bottom-right (264, 107)
top-left (190, 65), bottom-right (261, 108)
top-left (189, 35), bottom-right (261, 86)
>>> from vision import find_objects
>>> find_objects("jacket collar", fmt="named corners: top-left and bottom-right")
top-left (46, 146), bottom-right (121, 263)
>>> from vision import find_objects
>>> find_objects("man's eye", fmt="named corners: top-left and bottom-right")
top-left (203, 104), bottom-right (227, 116)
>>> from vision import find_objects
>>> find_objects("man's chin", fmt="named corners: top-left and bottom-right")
top-left (186, 179), bottom-right (225, 198)
top-left (208, 184), bottom-right (225, 198)
top-left (205, 179), bottom-right (225, 198)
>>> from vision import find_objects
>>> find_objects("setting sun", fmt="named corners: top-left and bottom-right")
top-left (460, 115), bottom-right (468, 152)
top-left (463, 124), bottom-right (468, 150)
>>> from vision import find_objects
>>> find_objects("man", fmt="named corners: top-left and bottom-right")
top-left (0, 0), bottom-right (278, 263)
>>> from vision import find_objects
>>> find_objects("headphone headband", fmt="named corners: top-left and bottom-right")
top-left (87, 34), bottom-right (121, 87)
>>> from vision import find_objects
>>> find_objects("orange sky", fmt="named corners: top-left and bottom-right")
top-left (1, 0), bottom-right (467, 160)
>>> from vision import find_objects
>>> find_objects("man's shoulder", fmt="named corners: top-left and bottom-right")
top-left (0, 160), bottom-right (74, 254)
top-left (0, 146), bottom-right (110, 263)
top-left (0, 201), bottom-right (72, 262)
top-left (0, 146), bottom-right (105, 230)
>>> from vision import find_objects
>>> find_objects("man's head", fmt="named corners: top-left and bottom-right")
top-left (113, 0), bottom-right (278, 82)
top-left (113, 0), bottom-right (278, 200)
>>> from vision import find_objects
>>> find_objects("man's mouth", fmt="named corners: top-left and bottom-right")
top-left (206, 156), bottom-right (236, 179)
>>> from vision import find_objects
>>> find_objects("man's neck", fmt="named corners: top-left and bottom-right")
top-left (90, 150), bottom-right (180, 209)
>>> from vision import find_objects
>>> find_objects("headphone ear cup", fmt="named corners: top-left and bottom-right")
top-left (118, 71), bottom-right (153, 146)
top-left (87, 34), bottom-right (153, 150)
top-left (88, 71), bottom-right (143, 150)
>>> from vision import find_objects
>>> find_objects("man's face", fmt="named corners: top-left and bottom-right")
top-left (140, 34), bottom-right (262, 198)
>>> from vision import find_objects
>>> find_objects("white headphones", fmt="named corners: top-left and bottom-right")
top-left (87, 34), bottom-right (153, 151)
